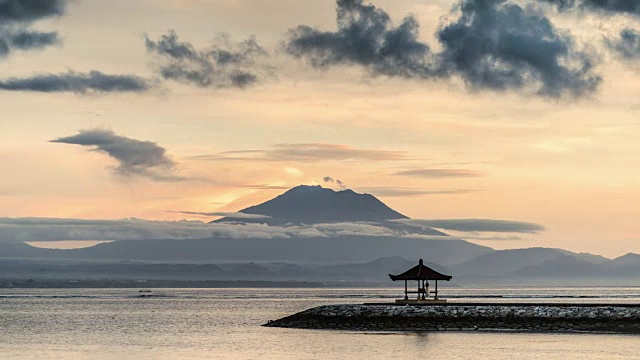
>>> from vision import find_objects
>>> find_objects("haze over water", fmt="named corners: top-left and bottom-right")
top-left (2, 288), bottom-right (640, 359)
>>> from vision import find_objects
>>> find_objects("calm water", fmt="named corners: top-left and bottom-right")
top-left (2, 288), bottom-right (640, 359)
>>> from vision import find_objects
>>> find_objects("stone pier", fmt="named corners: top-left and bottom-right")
top-left (264, 303), bottom-right (640, 333)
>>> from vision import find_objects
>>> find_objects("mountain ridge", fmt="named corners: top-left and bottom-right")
top-left (4, 185), bottom-right (637, 284)
top-left (215, 185), bottom-right (409, 225)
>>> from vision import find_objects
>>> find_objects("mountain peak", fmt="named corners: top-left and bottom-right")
top-left (612, 253), bottom-right (640, 265)
top-left (215, 185), bottom-right (408, 225)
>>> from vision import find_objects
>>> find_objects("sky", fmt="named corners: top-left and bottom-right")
top-left (1, 0), bottom-right (640, 257)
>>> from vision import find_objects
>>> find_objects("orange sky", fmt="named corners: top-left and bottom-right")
top-left (1, 0), bottom-right (639, 257)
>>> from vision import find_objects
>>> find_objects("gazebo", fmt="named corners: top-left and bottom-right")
top-left (389, 259), bottom-right (452, 304)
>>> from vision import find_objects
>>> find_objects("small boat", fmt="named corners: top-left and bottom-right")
top-left (139, 289), bottom-right (152, 293)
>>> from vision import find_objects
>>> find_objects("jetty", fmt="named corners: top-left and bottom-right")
top-left (264, 303), bottom-right (640, 333)
top-left (265, 259), bottom-right (640, 333)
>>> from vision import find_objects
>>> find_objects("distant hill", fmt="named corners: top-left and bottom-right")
top-left (317, 256), bottom-right (415, 276)
top-left (317, 256), bottom-right (451, 282)
top-left (0, 256), bottom-right (452, 284)
top-left (511, 255), bottom-right (604, 278)
top-left (453, 248), bottom-right (568, 276)
top-left (7, 236), bottom-right (492, 265)
top-left (5, 185), bottom-right (631, 284)
top-left (215, 185), bottom-right (409, 225)
top-left (571, 252), bottom-right (611, 265)
top-left (612, 253), bottom-right (640, 266)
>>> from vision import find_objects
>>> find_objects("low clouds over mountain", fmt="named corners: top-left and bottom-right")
top-left (396, 218), bottom-right (545, 234)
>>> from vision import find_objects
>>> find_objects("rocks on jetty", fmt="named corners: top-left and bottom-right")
top-left (264, 304), bottom-right (640, 333)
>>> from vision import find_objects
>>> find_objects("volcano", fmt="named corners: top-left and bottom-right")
top-left (215, 185), bottom-right (408, 225)
top-left (4, 185), bottom-right (493, 264)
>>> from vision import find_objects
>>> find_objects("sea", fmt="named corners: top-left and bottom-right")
top-left (2, 287), bottom-right (640, 359)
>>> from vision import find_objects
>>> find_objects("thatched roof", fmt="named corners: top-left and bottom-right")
top-left (389, 259), bottom-right (452, 281)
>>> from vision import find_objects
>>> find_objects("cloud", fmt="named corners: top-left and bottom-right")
top-left (144, 30), bottom-right (269, 89)
top-left (0, 217), bottom-right (312, 242)
top-left (0, 71), bottom-right (151, 93)
top-left (168, 211), bottom-right (271, 220)
top-left (238, 184), bottom-right (291, 190)
top-left (544, 0), bottom-right (640, 15)
top-left (311, 222), bottom-right (399, 237)
top-left (581, 0), bottom-right (640, 14)
top-left (323, 176), bottom-right (346, 189)
top-left (0, 29), bottom-right (60, 57)
top-left (50, 129), bottom-right (180, 181)
top-left (0, 217), bottom-right (451, 243)
top-left (0, 0), bottom-right (66, 22)
top-left (268, 143), bottom-right (404, 161)
top-left (393, 168), bottom-right (483, 178)
top-left (436, 0), bottom-right (601, 97)
top-left (358, 187), bottom-right (480, 197)
top-left (395, 219), bottom-right (545, 233)
top-left (607, 28), bottom-right (640, 59)
top-left (284, 0), bottom-right (437, 79)
top-left (191, 143), bottom-right (406, 162)
top-left (284, 0), bottom-right (600, 97)
top-left (0, 216), bottom-right (541, 244)
top-left (284, 167), bottom-right (304, 177)
top-left (0, 2), bottom-right (153, 94)
top-left (0, 0), bottom-right (66, 58)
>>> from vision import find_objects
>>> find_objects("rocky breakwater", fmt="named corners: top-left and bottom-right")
top-left (264, 304), bottom-right (640, 333)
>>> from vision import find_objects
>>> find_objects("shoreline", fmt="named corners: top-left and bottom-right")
top-left (264, 303), bottom-right (640, 334)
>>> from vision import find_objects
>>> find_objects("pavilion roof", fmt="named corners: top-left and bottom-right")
top-left (389, 259), bottom-right (452, 281)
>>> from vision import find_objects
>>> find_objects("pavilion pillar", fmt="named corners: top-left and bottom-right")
top-left (404, 280), bottom-right (408, 300)
top-left (435, 280), bottom-right (438, 300)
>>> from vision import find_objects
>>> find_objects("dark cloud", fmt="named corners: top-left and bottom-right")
top-left (1, 29), bottom-right (59, 52)
top-left (607, 28), bottom-right (640, 59)
top-left (0, 0), bottom-right (65, 57)
top-left (144, 30), bottom-right (268, 89)
top-left (0, 71), bottom-right (151, 93)
top-left (581, 0), bottom-right (640, 14)
top-left (437, 0), bottom-right (601, 97)
top-left (285, 0), bottom-right (601, 97)
top-left (191, 143), bottom-right (406, 162)
top-left (393, 168), bottom-right (483, 178)
top-left (50, 129), bottom-right (180, 181)
top-left (0, 30), bottom-right (58, 56)
top-left (0, 0), bottom-right (66, 22)
top-left (359, 187), bottom-right (480, 197)
top-left (395, 219), bottom-right (545, 233)
top-left (284, 0), bottom-right (437, 78)
top-left (0, 1), bottom-right (154, 94)
top-left (543, 0), bottom-right (640, 15)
